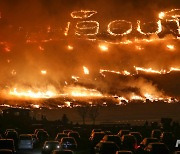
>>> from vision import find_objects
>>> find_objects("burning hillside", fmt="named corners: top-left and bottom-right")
top-left (0, 0), bottom-right (180, 108)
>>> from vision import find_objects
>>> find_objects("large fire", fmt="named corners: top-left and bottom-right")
top-left (9, 88), bottom-right (57, 99)
top-left (63, 86), bottom-right (103, 98)
top-left (0, 6), bottom-right (179, 108)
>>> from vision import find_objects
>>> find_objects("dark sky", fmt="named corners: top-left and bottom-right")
top-left (0, 0), bottom-right (180, 24)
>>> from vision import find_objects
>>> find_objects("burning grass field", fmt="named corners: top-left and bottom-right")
top-left (0, 1), bottom-right (180, 114)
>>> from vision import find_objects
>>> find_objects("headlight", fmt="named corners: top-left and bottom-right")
top-left (45, 145), bottom-right (49, 149)
top-left (57, 145), bottom-right (60, 148)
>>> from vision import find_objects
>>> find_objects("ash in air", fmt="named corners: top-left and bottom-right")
top-left (0, 0), bottom-right (180, 107)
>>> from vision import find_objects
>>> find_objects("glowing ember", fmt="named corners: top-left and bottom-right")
top-left (83, 66), bottom-right (89, 75)
top-left (67, 45), bottom-right (73, 50)
top-left (131, 95), bottom-right (144, 100)
top-left (7, 59), bottom-right (11, 63)
top-left (41, 70), bottom-right (47, 75)
top-left (71, 10), bottom-right (97, 19)
top-left (32, 104), bottom-right (40, 108)
top-left (38, 45), bottom-right (44, 51)
top-left (65, 101), bottom-right (71, 107)
top-left (11, 70), bottom-right (16, 76)
top-left (4, 46), bottom-right (11, 52)
top-left (72, 76), bottom-right (79, 82)
top-left (159, 12), bottom-right (165, 19)
top-left (166, 45), bottom-right (175, 50)
top-left (135, 45), bottom-right (144, 51)
top-left (122, 70), bottom-right (131, 75)
top-left (99, 44), bottom-right (108, 52)
top-left (64, 22), bottom-right (71, 36)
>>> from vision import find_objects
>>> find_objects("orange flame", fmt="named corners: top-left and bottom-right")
top-left (83, 66), bottom-right (89, 75)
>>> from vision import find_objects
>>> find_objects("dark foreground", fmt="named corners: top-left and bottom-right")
top-left (1, 118), bottom-right (180, 154)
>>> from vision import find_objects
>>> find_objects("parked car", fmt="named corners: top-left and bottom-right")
top-left (104, 131), bottom-right (112, 135)
top-left (129, 132), bottom-right (142, 145)
top-left (18, 134), bottom-right (33, 150)
top-left (63, 130), bottom-right (73, 135)
top-left (89, 132), bottom-right (105, 147)
top-left (55, 133), bottom-right (68, 142)
top-left (60, 137), bottom-right (77, 150)
top-left (121, 135), bottom-right (137, 151)
top-left (31, 134), bottom-right (39, 145)
top-left (36, 130), bottom-right (49, 143)
top-left (118, 130), bottom-right (130, 137)
top-left (151, 129), bottom-right (161, 139)
top-left (68, 132), bottom-right (80, 142)
top-left (160, 132), bottom-right (175, 151)
top-left (136, 137), bottom-right (159, 153)
top-left (5, 131), bottom-right (18, 146)
top-left (4, 129), bottom-right (16, 136)
top-left (34, 129), bottom-right (45, 135)
top-left (144, 142), bottom-right (169, 154)
top-left (94, 141), bottom-right (119, 154)
top-left (91, 129), bottom-right (102, 134)
top-left (101, 135), bottom-right (121, 148)
top-left (0, 139), bottom-right (16, 153)
top-left (0, 149), bottom-right (13, 154)
top-left (42, 141), bottom-right (61, 154)
top-left (139, 138), bottom-right (159, 148)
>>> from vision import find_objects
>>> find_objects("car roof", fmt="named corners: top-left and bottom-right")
top-left (122, 134), bottom-right (134, 137)
top-left (130, 132), bottom-right (141, 134)
top-left (0, 149), bottom-right (13, 152)
top-left (45, 141), bottom-right (59, 143)
top-left (62, 137), bottom-right (74, 139)
top-left (0, 139), bottom-right (14, 141)
top-left (93, 132), bottom-right (105, 134)
top-left (144, 137), bottom-right (158, 140)
top-left (149, 142), bottom-right (165, 145)
top-left (20, 134), bottom-right (32, 136)
top-left (100, 141), bottom-right (117, 144)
